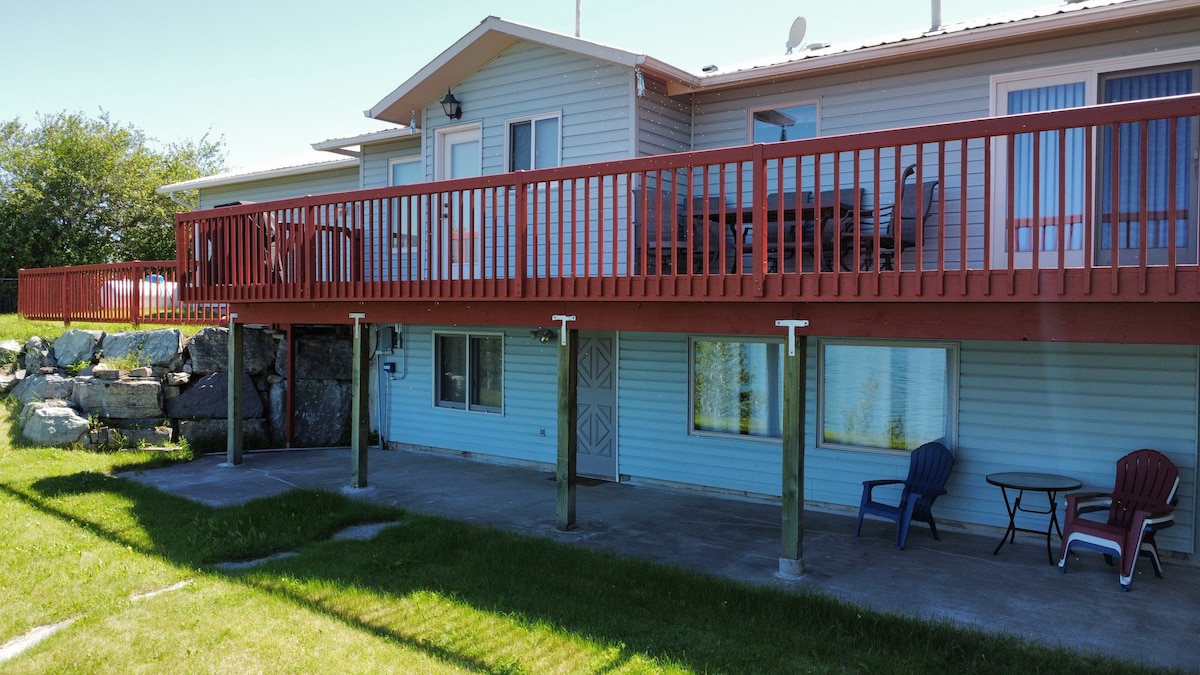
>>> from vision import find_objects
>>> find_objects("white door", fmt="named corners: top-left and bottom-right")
top-left (436, 124), bottom-right (482, 279)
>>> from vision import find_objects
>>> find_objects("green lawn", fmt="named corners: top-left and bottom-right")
top-left (0, 421), bottom-right (1168, 672)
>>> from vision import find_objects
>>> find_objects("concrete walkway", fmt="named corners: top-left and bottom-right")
top-left (126, 446), bottom-right (1200, 672)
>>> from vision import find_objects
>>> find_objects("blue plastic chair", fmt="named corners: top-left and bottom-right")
top-left (854, 441), bottom-right (955, 549)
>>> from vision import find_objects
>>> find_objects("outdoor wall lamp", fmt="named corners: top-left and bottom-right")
top-left (440, 90), bottom-right (462, 120)
top-left (530, 327), bottom-right (557, 344)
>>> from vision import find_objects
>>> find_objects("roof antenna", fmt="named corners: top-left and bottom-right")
top-left (785, 16), bottom-right (807, 55)
top-left (575, 0), bottom-right (581, 37)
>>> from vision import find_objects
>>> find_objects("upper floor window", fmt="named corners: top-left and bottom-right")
top-left (818, 341), bottom-right (957, 453)
top-left (750, 102), bottom-right (818, 143)
top-left (508, 113), bottom-right (561, 171)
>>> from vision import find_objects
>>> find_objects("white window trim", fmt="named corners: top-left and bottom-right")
top-left (816, 339), bottom-right (959, 456)
top-left (504, 111), bottom-right (563, 171)
top-left (387, 154), bottom-right (422, 187)
top-left (746, 99), bottom-right (821, 144)
top-left (432, 330), bottom-right (505, 415)
top-left (688, 336), bottom-right (786, 443)
top-left (434, 121), bottom-right (482, 181)
top-left (989, 45), bottom-right (1200, 115)
top-left (988, 46), bottom-right (1200, 268)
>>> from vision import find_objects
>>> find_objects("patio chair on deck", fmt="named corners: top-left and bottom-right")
top-left (1057, 448), bottom-right (1179, 591)
top-left (855, 441), bottom-right (955, 550)
top-left (861, 164), bottom-right (938, 270)
top-left (632, 189), bottom-right (721, 274)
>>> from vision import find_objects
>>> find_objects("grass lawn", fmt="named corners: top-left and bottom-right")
top-left (0, 432), bottom-right (1167, 673)
top-left (0, 314), bottom-right (208, 343)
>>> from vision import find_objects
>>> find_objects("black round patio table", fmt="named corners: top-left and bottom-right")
top-left (986, 471), bottom-right (1083, 564)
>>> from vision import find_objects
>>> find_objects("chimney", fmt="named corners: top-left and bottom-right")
top-left (931, 0), bottom-right (942, 31)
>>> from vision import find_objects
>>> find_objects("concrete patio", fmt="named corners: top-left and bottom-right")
top-left (125, 446), bottom-right (1199, 672)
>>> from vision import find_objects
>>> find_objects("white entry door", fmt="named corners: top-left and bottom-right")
top-left (436, 124), bottom-right (482, 279)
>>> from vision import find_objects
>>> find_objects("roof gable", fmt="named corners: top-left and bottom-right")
top-left (366, 16), bottom-right (691, 124)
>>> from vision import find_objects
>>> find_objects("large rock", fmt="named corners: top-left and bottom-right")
top-left (0, 339), bottom-right (21, 369)
top-left (53, 329), bottom-right (104, 368)
top-left (102, 329), bottom-right (183, 369)
top-left (0, 371), bottom-right (22, 395)
top-left (186, 326), bottom-right (277, 375)
top-left (23, 336), bottom-right (55, 372)
top-left (165, 371), bottom-right (263, 419)
top-left (178, 418), bottom-right (268, 454)
top-left (21, 403), bottom-right (90, 447)
top-left (295, 334), bottom-right (352, 380)
top-left (74, 378), bottom-right (164, 419)
top-left (268, 381), bottom-right (287, 446)
top-left (293, 378), bottom-right (351, 447)
top-left (12, 373), bottom-right (74, 406)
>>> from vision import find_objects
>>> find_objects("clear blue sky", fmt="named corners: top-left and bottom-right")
top-left (1, 0), bottom-right (1056, 171)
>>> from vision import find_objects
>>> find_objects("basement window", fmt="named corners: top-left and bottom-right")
top-left (818, 340), bottom-right (957, 453)
top-left (434, 333), bottom-right (503, 414)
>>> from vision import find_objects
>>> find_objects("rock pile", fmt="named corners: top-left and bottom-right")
top-left (1, 326), bottom-right (353, 451)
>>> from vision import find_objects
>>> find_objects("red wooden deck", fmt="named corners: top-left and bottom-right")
top-left (19, 93), bottom-right (1200, 341)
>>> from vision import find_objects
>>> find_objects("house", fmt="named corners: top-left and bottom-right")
top-left (144, 0), bottom-right (1200, 572)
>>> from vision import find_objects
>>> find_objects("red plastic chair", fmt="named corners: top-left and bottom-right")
top-left (1057, 449), bottom-right (1179, 591)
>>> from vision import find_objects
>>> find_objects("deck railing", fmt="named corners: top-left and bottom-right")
top-left (19, 93), bottom-right (1200, 323)
top-left (18, 261), bottom-right (224, 326)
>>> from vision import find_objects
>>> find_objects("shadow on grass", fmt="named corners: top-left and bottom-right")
top-left (7, 466), bottom-right (1160, 674)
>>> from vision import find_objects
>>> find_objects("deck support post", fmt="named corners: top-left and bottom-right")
top-left (777, 319), bottom-right (809, 578)
top-left (350, 313), bottom-right (370, 489)
top-left (225, 314), bottom-right (244, 467)
top-left (555, 315), bottom-right (579, 531)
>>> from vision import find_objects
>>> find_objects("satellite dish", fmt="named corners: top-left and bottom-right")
top-left (785, 16), bottom-right (806, 55)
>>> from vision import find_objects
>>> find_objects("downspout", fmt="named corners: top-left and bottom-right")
top-left (166, 191), bottom-right (194, 210)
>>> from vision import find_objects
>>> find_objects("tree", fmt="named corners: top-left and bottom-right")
top-left (0, 111), bottom-right (225, 281)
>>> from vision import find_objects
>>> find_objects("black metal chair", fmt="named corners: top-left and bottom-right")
top-left (632, 188), bottom-right (721, 274)
top-left (861, 165), bottom-right (938, 270)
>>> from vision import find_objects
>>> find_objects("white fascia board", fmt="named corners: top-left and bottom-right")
top-left (156, 158), bottom-right (360, 194)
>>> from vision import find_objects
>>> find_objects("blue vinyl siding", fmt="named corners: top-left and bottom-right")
top-left (383, 325), bottom-right (558, 466)
top-left (617, 333), bottom-right (787, 497)
top-left (361, 137), bottom-right (424, 189)
top-left (421, 42), bottom-right (632, 178)
top-left (382, 329), bottom-right (1197, 554)
top-left (198, 166), bottom-right (361, 209)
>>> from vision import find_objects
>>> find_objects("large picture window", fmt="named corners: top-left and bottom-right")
top-left (691, 339), bottom-right (782, 439)
top-left (819, 341), bottom-right (956, 452)
top-left (435, 333), bottom-right (503, 413)
top-left (991, 50), bottom-right (1199, 268)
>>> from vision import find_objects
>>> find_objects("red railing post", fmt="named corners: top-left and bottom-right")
top-left (752, 143), bottom-right (767, 296)
top-left (515, 181), bottom-right (529, 297)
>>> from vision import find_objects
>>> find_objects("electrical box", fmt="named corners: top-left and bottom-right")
top-left (383, 361), bottom-right (397, 374)
top-left (378, 324), bottom-right (402, 352)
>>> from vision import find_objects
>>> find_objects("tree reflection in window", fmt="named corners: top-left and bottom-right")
top-left (692, 340), bottom-right (782, 438)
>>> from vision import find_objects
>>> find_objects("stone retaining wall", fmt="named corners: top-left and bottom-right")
top-left (1, 326), bottom-right (352, 451)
